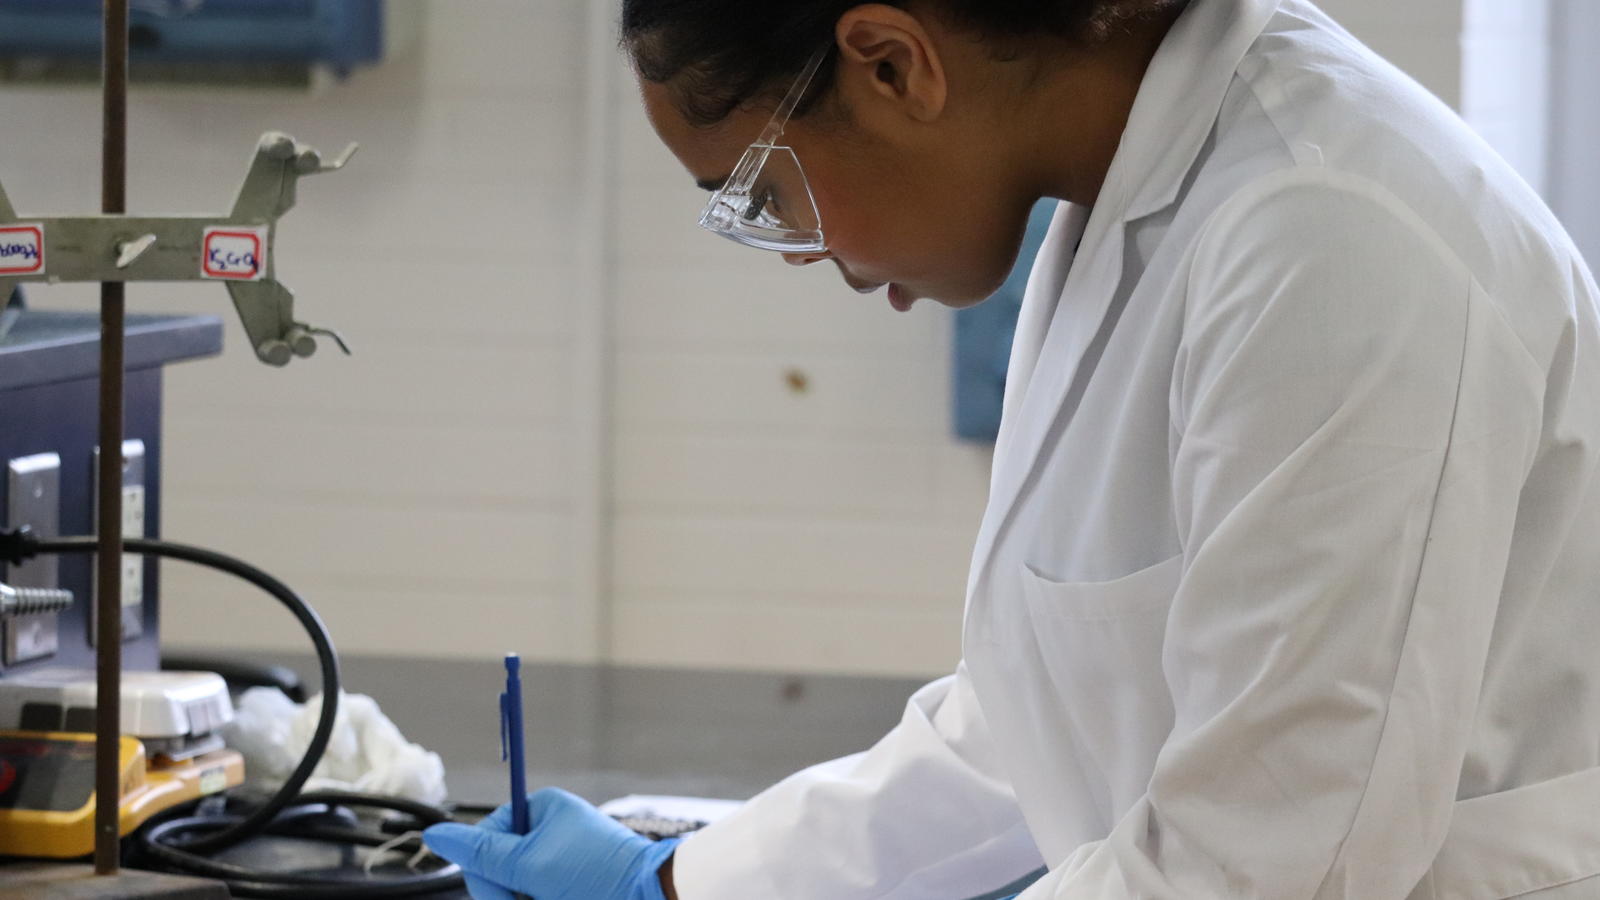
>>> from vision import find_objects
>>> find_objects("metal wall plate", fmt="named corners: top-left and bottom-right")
top-left (90, 439), bottom-right (146, 645)
top-left (5, 453), bottom-right (61, 666)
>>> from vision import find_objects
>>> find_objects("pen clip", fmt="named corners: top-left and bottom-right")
top-left (499, 691), bottom-right (510, 762)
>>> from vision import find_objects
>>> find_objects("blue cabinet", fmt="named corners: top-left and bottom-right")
top-left (0, 310), bottom-right (222, 674)
top-left (0, 0), bottom-right (386, 76)
top-left (952, 200), bottom-right (1057, 442)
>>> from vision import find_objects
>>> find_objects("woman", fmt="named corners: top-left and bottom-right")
top-left (424, 1), bottom-right (1600, 897)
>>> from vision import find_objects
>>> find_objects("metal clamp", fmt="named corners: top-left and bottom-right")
top-left (0, 131), bottom-right (357, 367)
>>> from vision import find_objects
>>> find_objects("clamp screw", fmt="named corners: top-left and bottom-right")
top-left (0, 583), bottom-right (74, 618)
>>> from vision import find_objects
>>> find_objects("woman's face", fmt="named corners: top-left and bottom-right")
top-left (639, 61), bottom-right (1037, 313)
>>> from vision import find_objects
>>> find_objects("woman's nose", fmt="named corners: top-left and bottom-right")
top-left (783, 251), bottom-right (830, 266)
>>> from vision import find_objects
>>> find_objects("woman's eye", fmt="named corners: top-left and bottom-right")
top-left (742, 189), bottom-right (771, 222)
top-left (742, 187), bottom-right (784, 223)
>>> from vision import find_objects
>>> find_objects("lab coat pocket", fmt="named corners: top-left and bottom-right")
top-left (1017, 555), bottom-right (1184, 809)
top-left (1019, 555), bottom-right (1184, 623)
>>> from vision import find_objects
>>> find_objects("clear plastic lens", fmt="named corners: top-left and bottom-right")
top-left (699, 144), bottom-right (824, 252)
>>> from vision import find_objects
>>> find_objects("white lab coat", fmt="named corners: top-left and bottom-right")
top-left (673, 0), bottom-right (1600, 897)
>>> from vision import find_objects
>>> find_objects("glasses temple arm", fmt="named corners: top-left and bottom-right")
top-left (755, 48), bottom-right (831, 146)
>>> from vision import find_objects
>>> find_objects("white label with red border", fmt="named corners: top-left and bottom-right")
top-left (0, 223), bottom-right (45, 276)
top-left (201, 225), bottom-right (268, 281)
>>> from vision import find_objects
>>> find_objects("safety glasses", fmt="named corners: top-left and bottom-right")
top-left (698, 49), bottom-right (830, 252)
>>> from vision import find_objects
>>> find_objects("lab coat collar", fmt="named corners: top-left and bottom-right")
top-left (1117, 0), bottom-right (1283, 224)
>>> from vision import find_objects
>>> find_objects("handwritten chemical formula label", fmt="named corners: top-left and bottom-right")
top-left (201, 225), bottom-right (269, 281)
top-left (0, 224), bottom-right (45, 276)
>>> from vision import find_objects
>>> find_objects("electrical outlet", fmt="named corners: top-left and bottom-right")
top-left (91, 439), bottom-right (146, 645)
top-left (5, 453), bottom-right (62, 666)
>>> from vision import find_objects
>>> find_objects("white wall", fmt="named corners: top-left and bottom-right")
top-left (1, 0), bottom-right (1580, 679)
top-left (1460, 0), bottom-right (1552, 193)
top-left (1548, 0), bottom-right (1600, 263)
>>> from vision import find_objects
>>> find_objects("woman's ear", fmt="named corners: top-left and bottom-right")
top-left (834, 4), bottom-right (948, 123)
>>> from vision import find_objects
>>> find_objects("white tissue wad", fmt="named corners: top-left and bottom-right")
top-left (224, 687), bottom-right (449, 805)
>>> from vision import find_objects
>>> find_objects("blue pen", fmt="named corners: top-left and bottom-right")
top-left (500, 653), bottom-right (530, 835)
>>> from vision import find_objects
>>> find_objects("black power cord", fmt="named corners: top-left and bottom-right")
top-left (137, 790), bottom-right (464, 899)
top-left (0, 526), bottom-right (466, 898)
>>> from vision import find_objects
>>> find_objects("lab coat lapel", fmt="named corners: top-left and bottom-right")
top-left (990, 201), bottom-right (1089, 491)
top-left (967, 0), bottom-right (1282, 600)
top-left (965, 203), bottom-right (1126, 603)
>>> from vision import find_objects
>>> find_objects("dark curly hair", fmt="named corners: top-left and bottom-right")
top-left (623, 0), bottom-right (1189, 127)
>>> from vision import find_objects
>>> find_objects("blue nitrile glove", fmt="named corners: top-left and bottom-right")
top-left (423, 787), bottom-right (681, 900)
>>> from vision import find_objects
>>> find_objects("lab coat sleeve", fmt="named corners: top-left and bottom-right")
top-left (1028, 168), bottom-right (1545, 899)
top-left (672, 661), bottom-right (1044, 900)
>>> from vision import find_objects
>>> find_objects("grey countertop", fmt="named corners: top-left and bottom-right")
top-left (223, 651), bottom-right (928, 807)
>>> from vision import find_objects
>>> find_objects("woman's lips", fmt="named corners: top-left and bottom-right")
top-left (888, 283), bottom-right (915, 312)
top-left (845, 278), bottom-right (915, 312)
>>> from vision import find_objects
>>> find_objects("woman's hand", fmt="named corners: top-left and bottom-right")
top-left (423, 787), bottom-right (680, 900)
